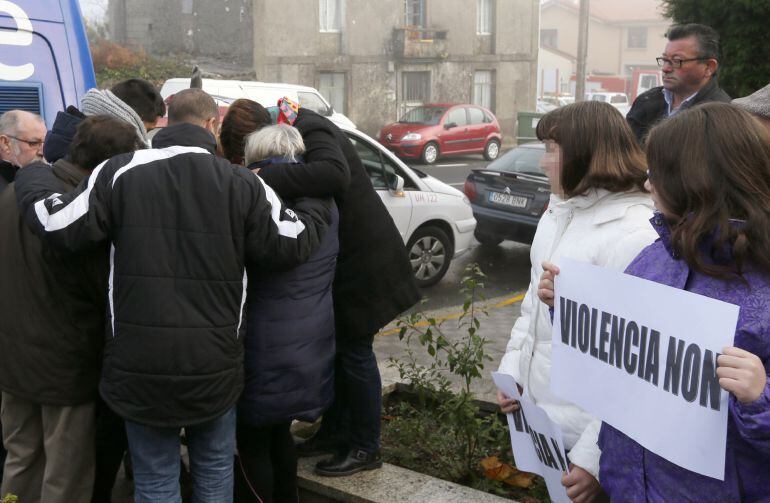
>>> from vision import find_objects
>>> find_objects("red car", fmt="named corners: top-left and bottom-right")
top-left (379, 104), bottom-right (502, 165)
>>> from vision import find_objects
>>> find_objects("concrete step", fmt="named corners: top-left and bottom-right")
top-left (297, 455), bottom-right (515, 503)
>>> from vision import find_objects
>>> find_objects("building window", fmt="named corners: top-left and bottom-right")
top-left (477, 0), bottom-right (492, 35)
top-left (181, 0), bottom-right (193, 14)
top-left (473, 70), bottom-right (494, 111)
top-left (402, 71), bottom-right (430, 103)
top-left (627, 27), bottom-right (647, 49)
top-left (540, 29), bottom-right (557, 49)
top-left (320, 0), bottom-right (342, 32)
top-left (319, 72), bottom-right (346, 114)
top-left (404, 0), bottom-right (426, 28)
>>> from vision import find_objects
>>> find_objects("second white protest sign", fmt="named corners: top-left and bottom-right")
top-left (492, 372), bottom-right (571, 503)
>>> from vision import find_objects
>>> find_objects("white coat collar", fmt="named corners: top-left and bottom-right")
top-left (549, 189), bottom-right (653, 224)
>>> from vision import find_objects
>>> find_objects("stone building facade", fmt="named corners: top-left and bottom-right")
top-left (540, 0), bottom-right (668, 78)
top-left (108, 0), bottom-right (539, 138)
top-left (108, 0), bottom-right (254, 64)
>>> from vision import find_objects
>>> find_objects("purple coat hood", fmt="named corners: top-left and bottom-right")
top-left (599, 214), bottom-right (770, 502)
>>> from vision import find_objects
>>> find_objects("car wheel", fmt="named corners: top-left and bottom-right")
top-left (407, 226), bottom-right (451, 288)
top-left (474, 228), bottom-right (503, 247)
top-left (483, 139), bottom-right (500, 161)
top-left (420, 142), bottom-right (439, 165)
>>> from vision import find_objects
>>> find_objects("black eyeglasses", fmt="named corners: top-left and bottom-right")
top-left (656, 57), bottom-right (710, 69)
top-left (6, 135), bottom-right (44, 148)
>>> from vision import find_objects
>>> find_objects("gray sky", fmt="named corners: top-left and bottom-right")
top-left (80, 0), bottom-right (107, 22)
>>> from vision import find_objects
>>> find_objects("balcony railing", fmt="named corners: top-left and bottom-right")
top-left (393, 27), bottom-right (449, 61)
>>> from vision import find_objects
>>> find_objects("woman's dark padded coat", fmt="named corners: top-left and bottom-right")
top-left (239, 202), bottom-right (339, 426)
top-left (258, 110), bottom-right (421, 339)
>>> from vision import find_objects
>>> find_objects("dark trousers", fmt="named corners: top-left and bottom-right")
top-left (318, 335), bottom-right (381, 453)
top-left (235, 422), bottom-right (297, 503)
top-left (0, 397), bottom-right (5, 483)
top-left (91, 399), bottom-right (128, 503)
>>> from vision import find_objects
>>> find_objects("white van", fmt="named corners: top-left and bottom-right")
top-left (585, 91), bottom-right (631, 117)
top-left (159, 78), bottom-right (356, 129)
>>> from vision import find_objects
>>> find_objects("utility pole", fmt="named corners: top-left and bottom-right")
top-left (575, 0), bottom-right (590, 101)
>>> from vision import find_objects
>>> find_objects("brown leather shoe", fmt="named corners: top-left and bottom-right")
top-left (314, 448), bottom-right (383, 477)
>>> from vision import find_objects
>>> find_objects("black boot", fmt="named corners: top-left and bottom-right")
top-left (314, 448), bottom-right (382, 477)
top-left (294, 432), bottom-right (342, 457)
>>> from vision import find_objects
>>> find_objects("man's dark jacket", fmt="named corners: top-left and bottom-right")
top-left (259, 110), bottom-right (421, 338)
top-left (0, 159), bottom-right (107, 405)
top-left (0, 160), bottom-right (16, 193)
top-left (626, 77), bottom-right (731, 143)
top-left (14, 123), bottom-right (332, 427)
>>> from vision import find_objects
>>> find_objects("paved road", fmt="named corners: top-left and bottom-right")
top-left (416, 237), bottom-right (531, 311)
top-left (404, 150), bottom-right (531, 311)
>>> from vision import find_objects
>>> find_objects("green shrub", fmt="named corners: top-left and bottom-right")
top-left (385, 263), bottom-right (548, 501)
top-left (86, 22), bottom-right (190, 88)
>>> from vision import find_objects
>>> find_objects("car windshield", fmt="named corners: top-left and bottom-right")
top-left (398, 106), bottom-right (447, 125)
top-left (487, 146), bottom-right (545, 176)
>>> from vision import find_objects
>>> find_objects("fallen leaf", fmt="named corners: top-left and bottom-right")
top-left (479, 456), bottom-right (536, 488)
top-left (506, 471), bottom-right (536, 488)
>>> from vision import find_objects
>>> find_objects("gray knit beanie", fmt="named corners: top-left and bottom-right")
top-left (80, 88), bottom-right (151, 147)
top-left (732, 83), bottom-right (770, 119)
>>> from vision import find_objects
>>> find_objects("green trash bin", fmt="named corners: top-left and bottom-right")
top-left (516, 111), bottom-right (544, 145)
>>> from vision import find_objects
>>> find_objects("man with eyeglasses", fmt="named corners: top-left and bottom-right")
top-left (0, 109), bottom-right (46, 481)
top-left (0, 110), bottom-right (47, 192)
top-left (626, 23), bottom-right (730, 143)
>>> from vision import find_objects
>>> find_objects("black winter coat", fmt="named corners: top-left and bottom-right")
top-left (239, 204), bottom-right (339, 426)
top-left (626, 77), bottom-right (731, 144)
top-left (0, 160), bottom-right (15, 193)
top-left (258, 110), bottom-right (421, 338)
top-left (0, 159), bottom-right (107, 405)
top-left (14, 123), bottom-right (333, 427)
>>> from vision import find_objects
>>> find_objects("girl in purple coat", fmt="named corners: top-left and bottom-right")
top-left (542, 102), bottom-right (770, 501)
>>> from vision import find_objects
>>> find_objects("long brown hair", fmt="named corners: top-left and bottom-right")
top-left (646, 102), bottom-right (770, 277)
top-left (219, 98), bottom-right (271, 164)
top-left (536, 100), bottom-right (647, 198)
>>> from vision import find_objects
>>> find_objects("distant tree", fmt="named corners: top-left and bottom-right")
top-left (661, 0), bottom-right (770, 98)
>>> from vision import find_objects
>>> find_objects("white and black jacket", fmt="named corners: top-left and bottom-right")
top-left (14, 123), bottom-right (332, 428)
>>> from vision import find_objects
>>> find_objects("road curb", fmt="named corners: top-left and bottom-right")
top-left (378, 292), bottom-right (526, 337)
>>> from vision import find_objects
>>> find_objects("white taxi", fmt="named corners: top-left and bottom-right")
top-left (342, 127), bottom-right (477, 287)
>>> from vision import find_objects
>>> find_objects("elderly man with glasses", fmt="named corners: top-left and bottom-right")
top-left (0, 108), bottom-right (46, 482)
top-left (0, 110), bottom-right (47, 192)
top-left (626, 23), bottom-right (731, 144)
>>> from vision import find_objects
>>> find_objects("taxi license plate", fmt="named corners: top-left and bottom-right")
top-left (489, 191), bottom-right (527, 208)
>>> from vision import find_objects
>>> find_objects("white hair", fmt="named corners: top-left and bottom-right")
top-left (0, 110), bottom-right (44, 157)
top-left (0, 109), bottom-right (42, 136)
top-left (244, 124), bottom-right (305, 166)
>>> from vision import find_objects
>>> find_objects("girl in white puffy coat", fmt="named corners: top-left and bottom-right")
top-left (496, 101), bottom-right (657, 503)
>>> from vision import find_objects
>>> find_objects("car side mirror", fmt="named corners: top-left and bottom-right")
top-left (444, 122), bottom-right (456, 130)
top-left (389, 174), bottom-right (405, 197)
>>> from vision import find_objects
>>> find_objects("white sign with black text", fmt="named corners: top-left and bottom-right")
top-left (551, 258), bottom-right (739, 480)
top-left (492, 372), bottom-right (570, 503)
